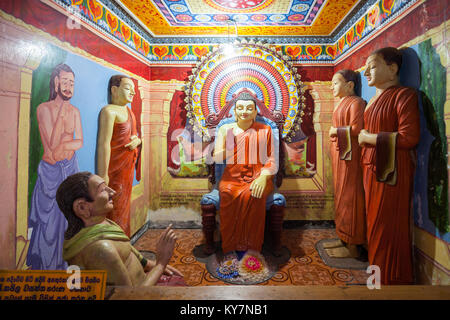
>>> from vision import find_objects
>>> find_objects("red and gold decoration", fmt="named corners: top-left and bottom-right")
top-left (173, 46), bottom-right (189, 60)
top-left (355, 17), bottom-right (366, 38)
top-left (346, 28), bottom-right (355, 47)
top-left (142, 40), bottom-right (150, 56)
top-left (286, 46), bottom-right (302, 60)
top-left (367, 5), bottom-right (380, 28)
top-left (152, 45), bottom-right (169, 60)
top-left (132, 33), bottom-right (141, 50)
top-left (105, 11), bottom-right (119, 33)
top-left (87, 0), bottom-right (103, 22)
top-left (306, 45), bottom-right (322, 59)
top-left (382, 0), bottom-right (396, 14)
top-left (120, 23), bottom-right (131, 42)
top-left (326, 45), bottom-right (337, 59)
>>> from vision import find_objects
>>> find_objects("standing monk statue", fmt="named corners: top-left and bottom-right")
top-left (358, 47), bottom-right (420, 284)
top-left (214, 91), bottom-right (277, 256)
top-left (326, 69), bottom-right (366, 259)
top-left (97, 75), bottom-right (141, 237)
top-left (27, 63), bottom-right (83, 270)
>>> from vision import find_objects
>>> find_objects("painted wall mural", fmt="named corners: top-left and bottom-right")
top-left (26, 42), bottom-right (142, 270)
top-left (27, 60), bottom-right (82, 271)
top-left (413, 41), bottom-right (449, 236)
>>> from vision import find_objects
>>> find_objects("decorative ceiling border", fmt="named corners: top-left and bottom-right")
top-left (150, 0), bottom-right (325, 27)
top-left (53, 0), bottom-right (419, 63)
top-left (114, 0), bottom-right (375, 43)
top-left (328, 0), bottom-right (419, 61)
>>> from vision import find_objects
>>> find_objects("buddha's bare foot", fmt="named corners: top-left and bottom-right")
top-left (322, 239), bottom-right (344, 249)
top-left (325, 244), bottom-right (358, 258)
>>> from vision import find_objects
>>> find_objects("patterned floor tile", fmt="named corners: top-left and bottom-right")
top-left (133, 228), bottom-right (369, 286)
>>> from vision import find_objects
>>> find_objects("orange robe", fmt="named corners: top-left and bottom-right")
top-left (107, 107), bottom-right (139, 236)
top-left (361, 86), bottom-right (420, 285)
top-left (330, 96), bottom-right (366, 245)
top-left (218, 121), bottom-right (276, 253)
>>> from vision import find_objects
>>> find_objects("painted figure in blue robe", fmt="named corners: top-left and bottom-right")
top-left (27, 64), bottom-right (83, 270)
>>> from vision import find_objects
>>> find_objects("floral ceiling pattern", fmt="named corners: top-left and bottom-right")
top-left (57, 0), bottom-right (419, 63)
top-left (117, 0), bottom-right (361, 36)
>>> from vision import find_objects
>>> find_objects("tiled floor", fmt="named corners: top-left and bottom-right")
top-left (133, 228), bottom-right (369, 286)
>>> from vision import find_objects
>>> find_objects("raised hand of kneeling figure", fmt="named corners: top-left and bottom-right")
top-left (155, 224), bottom-right (177, 267)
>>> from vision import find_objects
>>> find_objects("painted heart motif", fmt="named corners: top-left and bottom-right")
top-left (326, 45), bottom-right (337, 59)
top-left (346, 28), bottom-right (354, 46)
top-left (121, 24), bottom-right (131, 41)
top-left (382, 0), bottom-right (395, 14)
top-left (367, 5), bottom-right (380, 27)
top-left (286, 46), bottom-right (301, 59)
top-left (338, 37), bottom-right (345, 52)
top-left (87, 0), bottom-right (103, 22)
top-left (153, 46), bottom-right (169, 60)
top-left (356, 18), bottom-right (365, 37)
top-left (193, 46), bottom-right (208, 58)
top-left (142, 41), bottom-right (150, 56)
top-left (306, 46), bottom-right (322, 59)
top-left (71, 0), bottom-right (83, 5)
top-left (174, 46), bottom-right (188, 60)
top-left (106, 11), bottom-right (118, 33)
top-left (133, 33), bottom-right (141, 49)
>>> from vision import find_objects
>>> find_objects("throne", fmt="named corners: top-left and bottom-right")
top-left (200, 89), bottom-right (286, 256)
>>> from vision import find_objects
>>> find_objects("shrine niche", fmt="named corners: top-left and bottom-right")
top-left (168, 39), bottom-right (316, 179)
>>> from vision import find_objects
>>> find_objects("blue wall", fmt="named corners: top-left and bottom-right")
top-left (64, 51), bottom-right (139, 186)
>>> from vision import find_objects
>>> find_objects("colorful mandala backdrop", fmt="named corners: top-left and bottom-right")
top-left (184, 40), bottom-right (305, 140)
